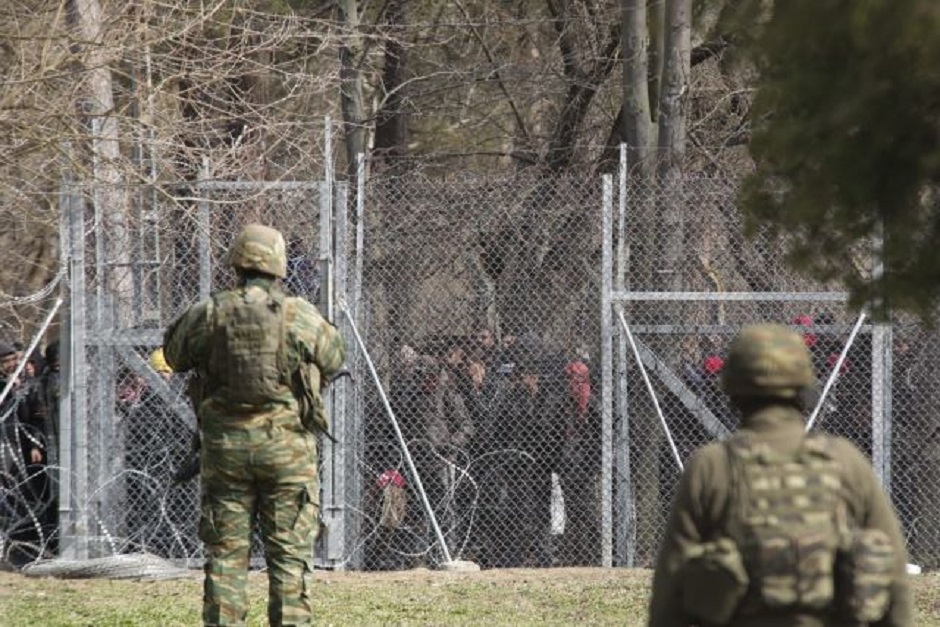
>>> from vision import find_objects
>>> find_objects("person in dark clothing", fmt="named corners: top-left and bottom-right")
top-left (0, 340), bottom-right (55, 565)
top-left (466, 351), bottom-right (514, 568)
top-left (122, 349), bottom-right (197, 557)
top-left (498, 352), bottom-right (567, 567)
top-left (557, 355), bottom-right (602, 566)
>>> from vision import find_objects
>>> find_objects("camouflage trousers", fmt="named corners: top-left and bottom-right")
top-left (200, 417), bottom-right (319, 627)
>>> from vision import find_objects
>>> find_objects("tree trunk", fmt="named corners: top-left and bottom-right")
top-left (337, 0), bottom-right (368, 181)
top-left (67, 0), bottom-right (131, 326)
top-left (656, 0), bottom-right (691, 184)
top-left (621, 0), bottom-right (654, 179)
top-left (373, 0), bottom-right (409, 168)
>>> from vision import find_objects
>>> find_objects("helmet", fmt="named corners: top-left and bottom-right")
top-left (228, 224), bottom-right (287, 278)
top-left (721, 324), bottom-right (816, 399)
top-left (149, 347), bottom-right (173, 374)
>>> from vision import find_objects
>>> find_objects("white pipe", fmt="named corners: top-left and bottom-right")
top-left (337, 300), bottom-right (454, 564)
top-left (806, 310), bottom-right (867, 432)
top-left (616, 309), bottom-right (684, 471)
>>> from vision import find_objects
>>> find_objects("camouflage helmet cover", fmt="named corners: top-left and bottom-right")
top-left (721, 323), bottom-right (816, 399)
top-left (228, 224), bottom-right (287, 278)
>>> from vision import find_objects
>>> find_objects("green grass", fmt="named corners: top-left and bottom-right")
top-left (1, 567), bottom-right (938, 626)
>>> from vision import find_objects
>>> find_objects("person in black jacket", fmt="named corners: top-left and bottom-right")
top-left (1, 340), bottom-right (55, 565)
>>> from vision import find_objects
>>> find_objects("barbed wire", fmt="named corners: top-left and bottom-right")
top-left (0, 269), bottom-right (65, 308)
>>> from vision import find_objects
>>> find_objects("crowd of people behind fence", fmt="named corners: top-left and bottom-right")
top-left (366, 327), bottom-right (602, 570)
top-left (364, 312), bottom-right (895, 571)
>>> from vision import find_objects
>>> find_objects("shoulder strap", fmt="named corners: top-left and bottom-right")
top-left (280, 297), bottom-right (298, 376)
top-left (721, 438), bottom-right (743, 539)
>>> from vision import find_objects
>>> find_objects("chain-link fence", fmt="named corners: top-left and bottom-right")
top-left (611, 176), bottom-right (940, 570)
top-left (354, 171), bottom-right (603, 569)
top-left (3, 159), bottom-right (939, 574)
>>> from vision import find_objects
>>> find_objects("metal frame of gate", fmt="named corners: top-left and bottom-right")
top-left (57, 168), bottom-right (364, 568)
top-left (599, 148), bottom-right (897, 567)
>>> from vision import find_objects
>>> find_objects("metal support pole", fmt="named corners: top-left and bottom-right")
top-left (65, 182), bottom-right (89, 560)
top-left (338, 302), bottom-right (454, 564)
top-left (353, 153), bottom-right (365, 321)
top-left (614, 144), bottom-right (636, 567)
top-left (316, 167), bottom-right (341, 566)
top-left (325, 182), bottom-right (350, 568)
top-left (872, 322), bottom-right (892, 486)
top-left (806, 311), bottom-right (867, 432)
top-left (600, 174), bottom-right (614, 568)
top-left (871, 220), bottom-right (892, 486)
top-left (197, 158), bottom-right (212, 300)
top-left (617, 310), bottom-right (683, 471)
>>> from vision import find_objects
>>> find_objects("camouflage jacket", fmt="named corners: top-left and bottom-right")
top-left (647, 405), bottom-right (913, 627)
top-left (163, 277), bottom-right (346, 436)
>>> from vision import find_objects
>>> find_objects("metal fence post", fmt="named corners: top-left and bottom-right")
top-left (316, 173), bottom-right (344, 567)
top-left (64, 181), bottom-right (89, 560)
top-left (614, 144), bottom-right (636, 567)
top-left (872, 322), bottom-right (893, 486)
top-left (600, 174), bottom-right (613, 568)
top-left (332, 181), bottom-right (352, 567)
top-left (198, 158), bottom-right (212, 300)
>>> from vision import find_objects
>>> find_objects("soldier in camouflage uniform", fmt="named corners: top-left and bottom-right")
top-left (648, 324), bottom-right (912, 627)
top-left (164, 224), bottom-right (345, 627)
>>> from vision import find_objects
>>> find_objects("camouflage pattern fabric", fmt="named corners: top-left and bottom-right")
top-left (728, 434), bottom-right (844, 613)
top-left (838, 527), bottom-right (896, 623)
top-left (200, 419), bottom-right (319, 626)
top-left (647, 405), bottom-right (914, 627)
top-left (164, 274), bottom-right (345, 627)
top-left (648, 324), bottom-right (912, 627)
top-left (227, 223), bottom-right (288, 278)
top-left (208, 286), bottom-right (292, 407)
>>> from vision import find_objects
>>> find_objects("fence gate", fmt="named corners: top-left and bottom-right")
top-left (57, 174), bottom-right (362, 569)
top-left (602, 158), bottom-right (907, 568)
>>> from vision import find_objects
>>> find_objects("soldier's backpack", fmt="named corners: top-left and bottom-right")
top-left (726, 434), bottom-right (845, 613)
top-left (209, 285), bottom-right (292, 406)
top-left (728, 434), bottom-right (894, 623)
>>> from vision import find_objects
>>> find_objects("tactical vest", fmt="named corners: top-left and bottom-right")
top-left (207, 285), bottom-right (293, 407)
top-left (728, 434), bottom-right (845, 614)
top-left (679, 434), bottom-right (896, 625)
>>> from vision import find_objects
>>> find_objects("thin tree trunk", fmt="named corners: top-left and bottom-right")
top-left (67, 0), bottom-right (131, 326)
top-left (373, 0), bottom-right (408, 168)
top-left (656, 0), bottom-right (691, 290)
top-left (621, 0), bottom-right (654, 180)
top-left (337, 0), bottom-right (367, 180)
top-left (657, 0), bottom-right (691, 184)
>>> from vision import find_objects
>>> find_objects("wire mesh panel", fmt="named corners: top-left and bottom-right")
top-left (355, 170), bottom-right (604, 569)
top-left (891, 323), bottom-right (940, 570)
top-left (616, 303), bottom-right (876, 565)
